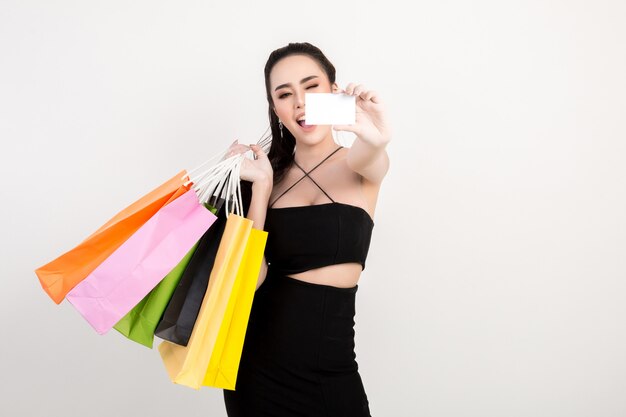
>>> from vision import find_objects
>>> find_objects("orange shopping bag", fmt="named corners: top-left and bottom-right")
top-left (35, 171), bottom-right (190, 304)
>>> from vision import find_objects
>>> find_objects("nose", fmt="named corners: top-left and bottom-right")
top-left (294, 91), bottom-right (304, 108)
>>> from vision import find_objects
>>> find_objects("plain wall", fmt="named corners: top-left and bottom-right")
top-left (1, 1), bottom-right (625, 416)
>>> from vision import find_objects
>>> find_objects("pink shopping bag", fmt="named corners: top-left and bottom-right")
top-left (66, 189), bottom-right (217, 334)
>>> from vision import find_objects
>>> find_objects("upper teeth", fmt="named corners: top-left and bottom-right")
top-left (297, 117), bottom-right (305, 121)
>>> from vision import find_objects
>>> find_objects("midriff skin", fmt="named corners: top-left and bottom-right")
top-left (287, 262), bottom-right (363, 288)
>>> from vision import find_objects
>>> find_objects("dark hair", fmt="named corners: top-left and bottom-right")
top-left (263, 42), bottom-right (337, 185)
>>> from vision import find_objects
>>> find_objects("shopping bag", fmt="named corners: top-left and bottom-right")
top-left (35, 171), bottom-right (190, 304)
top-left (66, 189), bottom-right (217, 335)
top-left (154, 199), bottom-right (229, 346)
top-left (113, 203), bottom-right (221, 347)
top-left (113, 241), bottom-right (199, 348)
top-left (158, 214), bottom-right (253, 390)
top-left (203, 227), bottom-right (267, 390)
top-left (155, 182), bottom-right (252, 346)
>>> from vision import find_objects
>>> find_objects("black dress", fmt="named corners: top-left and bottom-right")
top-left (223, 146), bottom-right (375, 416)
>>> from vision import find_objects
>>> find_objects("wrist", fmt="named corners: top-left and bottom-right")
top-left (252, 178), bottom-right (273, 198)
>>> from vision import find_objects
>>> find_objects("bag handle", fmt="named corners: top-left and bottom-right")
top-left (185, 125), bottom-right (274, 215)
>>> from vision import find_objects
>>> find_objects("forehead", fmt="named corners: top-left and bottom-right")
top-left (270, 54), bottom-right (326, 89)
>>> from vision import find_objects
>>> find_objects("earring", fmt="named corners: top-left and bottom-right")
top-left (278, 120), bottom-right (283, 138)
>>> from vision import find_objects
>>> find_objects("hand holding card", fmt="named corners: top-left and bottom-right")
top-left (305, 93), bottom-right (356, 125)
top-left (330, 83), bottom-right (391, 148)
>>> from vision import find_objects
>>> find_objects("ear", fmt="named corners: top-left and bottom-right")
top-left (332, 82), bottom-right (339, 93)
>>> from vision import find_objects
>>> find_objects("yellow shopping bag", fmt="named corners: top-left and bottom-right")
top-left (158, 214), bottom-right (265, 390)
top-left (203, 227), bottom-right (267, 390)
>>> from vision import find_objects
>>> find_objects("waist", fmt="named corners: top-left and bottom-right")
top-left (244, 270), bottom-right (359, 372)
top-left (274, 263), bottom-right (362, 289)
top-left (264, 267), bottom-right (359, 294)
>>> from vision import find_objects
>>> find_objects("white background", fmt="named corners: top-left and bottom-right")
top-left (1, 1), bottom-right (625, 416)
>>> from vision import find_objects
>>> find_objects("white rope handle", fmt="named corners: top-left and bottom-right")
top-left (187, 154), bottom-right (237, 188)
top-left (186, 145), bottom-right (230, 179)
top-left (186, 126), bottom-right (274, 214)
top-left (223, 155), bottom-right (243, 217)
top-left (191, 153), bottom-right (244, 218)
top-left (191, 154), bottom-right (240, 200)
top-left (206, 157), bottom-right (239, 207)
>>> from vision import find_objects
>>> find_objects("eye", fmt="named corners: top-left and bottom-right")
top-left (278, 84), bottom-right (318, 99)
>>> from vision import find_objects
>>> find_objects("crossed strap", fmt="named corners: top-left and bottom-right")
top-left (269, 146), bottom-right (343, 208)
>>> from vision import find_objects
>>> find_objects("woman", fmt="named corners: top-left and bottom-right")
top-left (223, 42), bottom-right (391, 417)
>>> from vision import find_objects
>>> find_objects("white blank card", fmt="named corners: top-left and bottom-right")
top-left (305, 93), bottom-right (356, 125)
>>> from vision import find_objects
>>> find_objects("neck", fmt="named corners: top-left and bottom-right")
top-left (294, 134), bottom-right (340, 169)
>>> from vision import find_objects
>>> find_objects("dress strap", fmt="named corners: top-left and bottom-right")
top-left (269, 146), bottom-right (343, 208)
top-left (292, 160), bottom-right (335, 204)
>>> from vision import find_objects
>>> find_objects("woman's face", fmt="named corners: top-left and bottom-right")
top-left (269, 54), bottom-right (338, 146)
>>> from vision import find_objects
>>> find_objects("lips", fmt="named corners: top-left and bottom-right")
top-left (293, 112), bottom-right (314, 131)
top-left (297, 121), bottom-right (315, 132)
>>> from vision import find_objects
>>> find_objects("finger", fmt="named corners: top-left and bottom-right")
top-left (249, 144), bottom-right (268, 159)
top-left (358, 89), bottom-right (372, 101)
top-left (362, 90), bottom-right (376, 101)
top-left (366, 90), bottom-right (382, 104)
top-left (227, 144), bottom-right (250, 157)
top-left (227, 141), bottom-right (242, 150)
top-left (234, 144), bottom-right (251, 153)
top-left (353, 84), bottom-right (366, 97)
top-left (332, 124), bottom-right (359, 134)
top-left (247, 144), bottom-right (259, 159)
top-left (344, 82), bottom-right (356, 95)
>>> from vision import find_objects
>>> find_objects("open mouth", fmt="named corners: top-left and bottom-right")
top-left (295, 115), bottom-right (315, 131)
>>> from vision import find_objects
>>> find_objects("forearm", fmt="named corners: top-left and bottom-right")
top-left (246, 180), bottom-right (272, 290)
top-left (247, 180), bottom-right (271, 230)
top-left (346, 136), bottom-right (390, 183)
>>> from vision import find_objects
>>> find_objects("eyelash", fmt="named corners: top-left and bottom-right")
top-left (278, 84), bottom-right (318, 99)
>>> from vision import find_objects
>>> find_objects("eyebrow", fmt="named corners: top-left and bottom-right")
top-left (274, 75), bottom-right (319, 92)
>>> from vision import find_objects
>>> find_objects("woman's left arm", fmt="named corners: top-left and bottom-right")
top-left (333, 83), bottom-right (392, 184)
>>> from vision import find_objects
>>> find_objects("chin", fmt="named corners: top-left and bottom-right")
top-left (293, 126), bottom-right (331, 146)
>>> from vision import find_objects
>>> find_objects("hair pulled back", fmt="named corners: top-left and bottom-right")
top-left (263, 42), bottom-right (337, 185)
